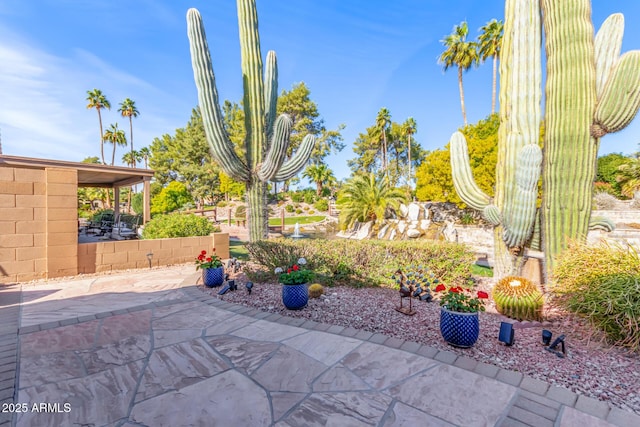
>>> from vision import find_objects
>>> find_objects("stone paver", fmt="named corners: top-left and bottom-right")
top-left (1, 265), bottom-right (637, 426)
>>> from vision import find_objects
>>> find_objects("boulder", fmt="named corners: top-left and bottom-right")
top-left (399, 204), bottom-right (409, 218)
top-left (407, 229), bottom-right (422, 238)
top-left (407, 203), bottom-right (421, 221)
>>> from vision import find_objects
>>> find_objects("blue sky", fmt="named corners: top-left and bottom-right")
top-left (2, 1), bottom-right (640, 184)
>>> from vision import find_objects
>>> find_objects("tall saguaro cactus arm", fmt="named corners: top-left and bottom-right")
top-left (187, 8), bottom-right (249, 182)
top-left (449, 132), bottom-right (492, 211)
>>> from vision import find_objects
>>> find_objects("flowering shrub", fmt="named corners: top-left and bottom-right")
top-left (435, 284), bottom-right (488, 313)
top-left (276, 258), bottom-right (314, 285)
top-left (195, 249), bottom-right (223, 270)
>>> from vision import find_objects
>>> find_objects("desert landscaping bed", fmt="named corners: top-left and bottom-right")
top-left (201, 275), bottom-right (640, 416)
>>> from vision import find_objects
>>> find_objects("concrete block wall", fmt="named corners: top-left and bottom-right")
top-left (0, 167), bottom-right (48, 283)
top-left (77, 233), bottom-right (230, 274)
top-left (45, 168), bottom-right (78, 279)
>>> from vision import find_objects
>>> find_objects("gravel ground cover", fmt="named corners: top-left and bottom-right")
top-left (202, 272), bottom-right (640, 415)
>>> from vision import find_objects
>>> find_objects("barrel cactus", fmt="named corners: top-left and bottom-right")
top-left (186, 1), bottom-right (315, 242)
top-left (493, 276), bottom-right (543, 321)
top-left (308, 283), bottom-right (324, 299)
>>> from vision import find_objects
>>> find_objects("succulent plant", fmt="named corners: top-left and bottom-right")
top-left (308, 283), bottom-right (324, 299)
top-left (450, 0), bottom-right (640, 279)
top-left (186, 1), bottom-right (315, 241)
top-left (493, 276), bottom-right (543, 322)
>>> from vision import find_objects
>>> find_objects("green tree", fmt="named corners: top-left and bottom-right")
top-left (277, 82), bottom-right (345, 163)
top-left (151, 181), bottom-right (194, 215)
top-left (416, 114), bottom-right (499, 206)
top-left (77, 156), bottom-right (107, 209)
top-left (336, 173), bottom-right (407, 231)
top-left (478, 19), bottom-right (504, 114)
top-left (438, 22), bottom-right (479, 125)
top-left (118, 98), bottom-right (140, 163)
top-left (303, 163), bottom-right (336, 196)
top-left (617, 158), bottom-right (640, 199)
top-left (150, 108), bottom-right (220, 206)
top-left (103, 123), bottom-right (127, 166)
top-left (219, 171), bottom-right (245, 200)
top-left (596, 153), bottom-right (631, 197)
top-left (86, 89), bottom-right (111, 164)
top-left (122, 151), bottom-right (138, 168)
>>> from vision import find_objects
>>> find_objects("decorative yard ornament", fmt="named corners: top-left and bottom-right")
top-left (186, 0), bottom-right (315, 241)
top-left (450, 0), bottom-right (640, 280)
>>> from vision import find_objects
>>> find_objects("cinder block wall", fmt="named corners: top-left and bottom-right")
top-left (77, 233), bottom-right (229, 274)
top-left (0, 166), bottom-right (48, 283)
top-left (45, 168), bottom-right (78, 278)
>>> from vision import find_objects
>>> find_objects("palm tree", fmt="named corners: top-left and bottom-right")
top-left (122, 151), bottom-right (138, 168)
top-left (478, 19), bottom-right (504, 114)
top-left (336, 173), bottom-right (407, 232)
top-left (303, 163), bottom-right (336, 196)
top-left (438, 22), bottom-right (479, 125)
top-left (402, 117), bottom-right (417, 186)
top-left (86, 89), bottom-right (111, 164)
top-left (617, 159), bottom-right (640, 199)
top-left (103, 123), bottom-right (127, 166)
top-left (375, 108), bottom-right (391, 172)
top-left (138, 146), bottom-right (151, 169)
top-left (118, 98), bottom-right (139, 164)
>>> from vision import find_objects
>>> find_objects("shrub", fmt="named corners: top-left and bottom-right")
top-left (553, 242), bottom-right (640, 350)
top-left (314, 198), bottom-right (329, 212)
top-left (141, 214), bottom-right (216, 239)
top-left (303, 206), bottom-right (309, 211)
top-left (217, 201), bottom-right (228, 208)
top-left (131, 192), bottom-right (144, 215)
top-left (308, 210), bottom-right (315, 215)
top-left (304, 192), bottom-right (315, 204)
top-left (285, 204), bottom-right (295, 213)
top-left (245, 238), bottom-right (475, 288)
top-left (295, 209), bottom-right (303, 214)
top-left (234, 205), bottom-right (247, 219)
top-left (593, 192), bottom-right (617, 210)
top-left (291, 192), bottom-right (304, 203)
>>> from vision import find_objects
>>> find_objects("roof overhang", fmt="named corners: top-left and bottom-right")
top-left (0, 154), bottom-right (155, 188)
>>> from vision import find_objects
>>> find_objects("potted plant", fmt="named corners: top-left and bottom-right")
top-left (434, 284), bottom-right (489, 348)
top-left (196, 249), bottom-right (224, 287)
top-left (276, 258), bottom-right (314, 310)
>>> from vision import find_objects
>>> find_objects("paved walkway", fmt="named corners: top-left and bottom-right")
top-left (1, 266), bottom-right (639, 426)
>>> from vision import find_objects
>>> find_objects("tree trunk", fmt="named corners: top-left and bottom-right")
top-left (407, 134), bottom-right (412, 185)
top-left (246, 178), bottom-right (268, 241)
top-left (458, 66), bottom-right (467, 125)
top-left (98, 109), bottom-right (105, 165)
top-left (129, 116), bottom-right (135, 168)
top-left (316, 181), bottom-right (322, 196)
top-left (491, 55), bottom-right (498, 114)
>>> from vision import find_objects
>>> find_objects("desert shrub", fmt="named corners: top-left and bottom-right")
top-left (303, 206), bottom-right (309, 211)
top-left (592, 192), bottom-right (617, 210)
top-left (291, 192), bottom-right (304, 203)
top-left (553, 242), bottom-right (640, 350)
top-left (593, 181), bottom-right (617, 196)
top-left (314, 199), bottom-right (329, 212)
top-left (304, 192), bottom-right (315, 204)
top-left (460, 212), bottom-right (475, 225)
top-left (308, 210), bottom-right (315, 215)
top-left (217, 201), bottom-right (228, 208)
top-left (141, 214), bottom-right (216, 239)
top-left (285, 204), bottom-right (295, 213)
top-left (234, 205), bottom-right (247, 219)
top-left (245, 238), bottom-right (474, 288)
top-left (295, 209), bottom-right (303, 214)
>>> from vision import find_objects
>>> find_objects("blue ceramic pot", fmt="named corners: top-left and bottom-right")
top-left (439, 306), bottom-right (479, 348)
top-left (282, 283), bottom-right (308, 310)
top-left (202, 267), bottom-right (224, 288)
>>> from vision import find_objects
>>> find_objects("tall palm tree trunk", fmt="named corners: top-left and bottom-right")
top-left (128, 116), bottom-right (134, 167)
top-left (491, 55), bottom-right (497, 114)
top-left (458, 66), bottom-right (467, 125)
top-left (98, 110), bottom-right (105, 165)
top-left (407, 134), bottom-right (412, 185)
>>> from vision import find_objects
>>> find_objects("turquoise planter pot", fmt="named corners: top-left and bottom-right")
top-left (439, 307), bottom-right (480, 348)
top-left (282, 283), bottom-right (308, 310)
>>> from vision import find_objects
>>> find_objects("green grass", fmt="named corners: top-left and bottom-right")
top-left (229, 240), bottom-right (249, 261)
top-left (471, 264), bottom-right (493, 277)
top-left (268, 215), bottom-right (326, 226)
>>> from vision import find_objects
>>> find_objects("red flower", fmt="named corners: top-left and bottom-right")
top-left (212, 248), bottom-right (216, 252)
top-left (449, 287), bottom-right (460, 293)
top-left (197, 254), bottom-right (205, 261)
top-left (287, 268), bottom-right (292, 273)
top-left (477, 291), bottom-right (489, 299)
top-left (434, 284), bottom-right (446, 292)
top-left (201, 250), bottom-right (207, 255)
top-left (206, 257), bottom-right (212, 262)
top-left (293, 265), bottom-right (299, 271)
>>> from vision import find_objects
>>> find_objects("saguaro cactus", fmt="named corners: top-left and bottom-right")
top-left (541, 0), bottom-right (640, 272)
top-left (186, 1), bottom-right (315, 241)
top-left (451, 0), bottom-right (640, 280)
top-left (450, 0), bottom-right (542, 279)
